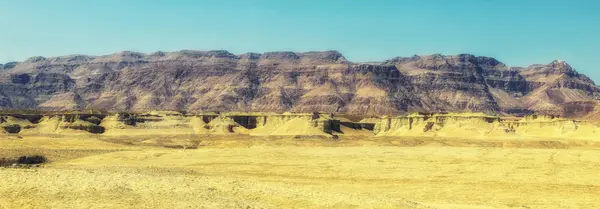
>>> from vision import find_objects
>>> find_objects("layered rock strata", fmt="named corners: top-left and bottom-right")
top-left (1, 51), bottom-right (598, 118)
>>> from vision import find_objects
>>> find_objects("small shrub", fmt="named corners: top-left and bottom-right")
top-left (0, 155), bottom-right (47, 167)
top-left (17, 155), bottom-right (47, 164)
top-left (2, 124), bottom-right (21, 133)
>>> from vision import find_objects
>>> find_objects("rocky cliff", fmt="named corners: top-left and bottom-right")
top-left (1, 50), bottom-right (599, 118)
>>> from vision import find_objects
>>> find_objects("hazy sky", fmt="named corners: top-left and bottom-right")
top-left (1, 0), bottom-right (599, 82)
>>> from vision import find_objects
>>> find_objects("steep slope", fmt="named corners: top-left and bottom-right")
top-left (0, 50), bottom-right (599, 118)
top-left (383, 54), bottom-right (600, 117)
top-left (518, 60), bottom-right (600, 117)
top-left (383, 54), bottom-right (507, 113)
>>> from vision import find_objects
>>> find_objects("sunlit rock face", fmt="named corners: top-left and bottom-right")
top-left (1, 51), bottom-right (599, 118)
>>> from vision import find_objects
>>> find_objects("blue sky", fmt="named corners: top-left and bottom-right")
top-left (1, 0), bottom-right (599, 82)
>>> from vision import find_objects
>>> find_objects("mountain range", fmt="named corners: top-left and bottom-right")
top-left (1, 50), bottom-right (599, 119)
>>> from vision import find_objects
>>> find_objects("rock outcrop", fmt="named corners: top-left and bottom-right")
top-left (372, 112), bottom-right (600, 139)
top-left (1, 51), bottom-right (599, 119)
top-left (2, 111), bottom-right (599, 140)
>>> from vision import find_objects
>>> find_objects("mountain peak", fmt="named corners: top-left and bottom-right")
top-left (299, 50), bottom-right (347, 63)
top-left (149, 51), bottom-right (167, 57)
top-left (519, 59), bottom-right (596, 85)
top-left (261, 51), bottom-right (300, 60)
top-left (117, 51), bottom-right (144, 57)
top-left (550, 60), bottom-right (573, 70)
top-left (25, 56), bottom-right (48, 63)
top-left (170, 50), bottom-right (238, 59)
top-left (382, 53), bottom-right (505, 71)
top-left (53, 55), bottom-right (95, 63)
top-left (525, 60), bottom-right (576, 74)
top-left (239, 52), bottom-right (261, 60)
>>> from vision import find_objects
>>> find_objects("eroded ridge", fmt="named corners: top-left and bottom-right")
top-left (1, 111), bottom-right (598, 140)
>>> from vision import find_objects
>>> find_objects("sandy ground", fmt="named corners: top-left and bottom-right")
top-left (1, 135), bottom-right (600, 209)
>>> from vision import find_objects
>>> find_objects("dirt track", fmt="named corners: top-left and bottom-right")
top-left (1, 136), bottom-right (600, 208)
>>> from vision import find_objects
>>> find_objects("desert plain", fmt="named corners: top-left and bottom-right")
top-left (2, 134), bottom-right (600, 209)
